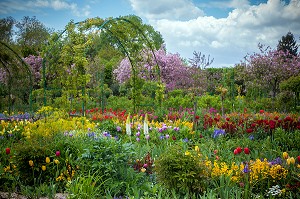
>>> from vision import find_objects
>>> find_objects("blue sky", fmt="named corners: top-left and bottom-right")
top-left (1, 0), bottom-right (300, 67)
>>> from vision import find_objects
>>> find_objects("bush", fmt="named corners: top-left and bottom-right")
top-left (154, 144), bottom-right (209, 196)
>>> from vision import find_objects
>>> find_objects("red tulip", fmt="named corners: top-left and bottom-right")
top-left (297, 156), bottom-right (300, 163)
top-left (236, 147), bottom-right (242, 154)
top-left (259, 110), bottom-right (264, 114)
top-left (244, 147), bottom-right (250, 154)
top-left (246, 128), bottom-right (253, 133)
top-left (55, 151), bottom-right (61, 157)
top-left (234, 149), bottom-right (238, 155)
top-left (5, 148), bottom-right (10, 155)
top-left (172, 135), bottom-right (176, 141)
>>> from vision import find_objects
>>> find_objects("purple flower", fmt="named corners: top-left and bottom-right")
top-left (243, 164), bottom-right (250, 173)
top-left (103, 131), bottom-right (111, 137)
top-left (269, 157), bottom-right (283, 165)
top-left (165, 134), bottom-right (170, 139)
top-left (87, 132), bottom-right (95, 137)
top-left (145, 135), bottom-right (150, 140)
top-left (213, 129), bottom-right (225, 138)
top-left (173, 127), bottom-right (180, 131)
top-left (136, 137), bottom-right (140, 142)
top-left (159, 135), bottom-right (165, 140)
top-left (116, 126), bottom-right (121, 132)
top-left (182, 138), bottom-right (189, 142)
top-left (136, 131), bottom-right (140, 137)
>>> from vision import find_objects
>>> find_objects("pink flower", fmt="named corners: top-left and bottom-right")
top-left (55, 151), bottom-right (61, 157)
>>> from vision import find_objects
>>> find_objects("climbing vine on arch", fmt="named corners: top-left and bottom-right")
top-left (41, 15), bottom-right (163, 113)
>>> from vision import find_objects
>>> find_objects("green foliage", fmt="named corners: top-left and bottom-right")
top-left (197, 93), bottom-right (221, 110)
top-left (272, 129), bottom-right (300, 152)
top-left (154, 144), bottom-right (209, 196)
top-left (280, 75), bottom-right (300, 93)
top-left (106, 96), bottom-right (133, 111)
top-left (12, 138), bottom-right (53, 185)
top-left (66, 172), bottom-right (105, 199)
top-left (77, 137), bottom-right (145, 197)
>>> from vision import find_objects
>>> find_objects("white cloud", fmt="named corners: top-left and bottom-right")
top-left (0, 0), bottom-right (91, 17)
top-left (129, 0), bottom-right (204, 21)
top-left (130, 0), bottom-right (300, 67)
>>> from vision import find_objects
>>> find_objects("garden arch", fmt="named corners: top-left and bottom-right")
top-left (42, 17), bottom-right (161, 114)
top-left (0, 41), bottom-right (33, 114)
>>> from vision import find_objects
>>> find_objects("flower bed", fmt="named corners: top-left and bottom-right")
top-left (1, 107), bottom-right (299, 198)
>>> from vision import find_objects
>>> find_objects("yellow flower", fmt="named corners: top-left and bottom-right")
top-left (290, 157), bottom-right (295, 164)
top-left (195, 146), bottom-right (200, 152)
top-left (283, 152), bottom-right (289, 159)
top-left (45, 157), bottom-right (50, 164)
top-left (287, 157), bottom-right (295, 165)
top-left (29, 160), bottom-right (34, 167)
top-left (141, 168), bottom-right (146, 173)
top-left (185, 151), bottom-right (191, 156)
top-left (54, 159), bottom-right (59, 164)
top-left (4, 165), bottom-right (10, 172)
top-left (41, 165), bottom-right (46, 171)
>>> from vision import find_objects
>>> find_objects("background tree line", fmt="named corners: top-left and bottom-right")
top-left (0, 15), bottom-right (299, 113)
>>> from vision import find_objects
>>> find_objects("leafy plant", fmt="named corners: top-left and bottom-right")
top-left (154, 144), bottom-right (209, 196)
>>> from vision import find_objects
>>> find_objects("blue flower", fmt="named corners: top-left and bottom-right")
top-left (212, 129), bottom-right (225, 138)
top-left (182, 138), bottom-right (189, 142)
top-left (243, 164), bottom-right (250, 173)
top-left (87, 132), bottom-right (95, 137)
top-left (249, 135), bottom-right (254, 140)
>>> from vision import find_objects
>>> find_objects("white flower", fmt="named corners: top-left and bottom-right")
top-left (126, 114), bottom-right (131, 136)
top-left (143, 113), bottom-right (149, 136)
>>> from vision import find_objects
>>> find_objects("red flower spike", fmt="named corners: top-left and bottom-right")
top-left (5, 148), bottom-right (10, 155)
top-left (244, 147), bottom-right (250, 154)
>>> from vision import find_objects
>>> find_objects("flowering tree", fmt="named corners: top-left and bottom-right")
top-left (113, 47), bottom-right (192, 91)
top-left (23, 55), bottom-right (43, 89)
top-left (242, 44), bottom-right (300, 98)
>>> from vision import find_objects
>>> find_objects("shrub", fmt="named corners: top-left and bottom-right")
top-left (154, 144), bottom-right (209, 196)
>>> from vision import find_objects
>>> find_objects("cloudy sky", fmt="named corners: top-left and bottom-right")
top-left (1, 0), bottom-right (300, 67)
